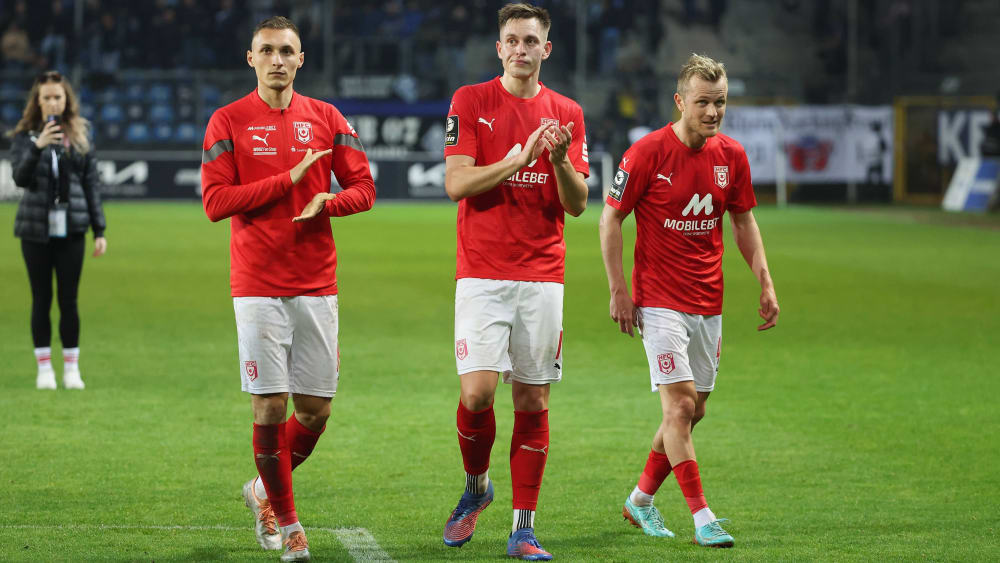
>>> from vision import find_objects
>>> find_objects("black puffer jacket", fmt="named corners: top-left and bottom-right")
top-left (10, 130), bottom-right (106, 243)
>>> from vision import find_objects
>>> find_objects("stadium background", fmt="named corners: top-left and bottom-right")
top-left (2, 1), bottom-right (999, 561)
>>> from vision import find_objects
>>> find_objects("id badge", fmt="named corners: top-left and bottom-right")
top-left (48, 204), bottom-right (68, 238)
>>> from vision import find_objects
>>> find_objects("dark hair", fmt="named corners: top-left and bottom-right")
top-left (252, 16), bottom-right (300, 42)
top-left (498, 3), bottom-right (551, 33)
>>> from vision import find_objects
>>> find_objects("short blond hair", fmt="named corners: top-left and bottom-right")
top-left (677, 53), bottom-right (727, 96)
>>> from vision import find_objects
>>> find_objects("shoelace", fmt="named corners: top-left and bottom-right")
top-left (286, 532), bottom-right (308, 552)
top-left (644, 507), bottom-right (666, 529)
top-left (704, 519), bottom-right (730, 537)
top-left (258, 502), bottom-right (278, 535)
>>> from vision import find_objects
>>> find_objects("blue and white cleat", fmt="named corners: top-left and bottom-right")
top-left (443, 481), bottom-right (494, 547)
top-left (622, 498), bottom-right (675, 537)
top-left (693, 518), bottom-right (734, 548)
top-left (506, 527), bottom-right (553, 561)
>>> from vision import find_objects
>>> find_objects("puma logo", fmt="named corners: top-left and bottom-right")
top-left (255, 451), bottom-right (280, 462)
top-left (519, 444), bottom-right (548, 455)
top-left (657, 172), bottom-right (674, 185)
top-left (252, 133), bottom-right (270, 146)
top-left (478, 117), bottom-right (495, 132)
top-left (622, 157), bottom-right (629, 166)
top-left (457, 430), bottom-right (477, 442)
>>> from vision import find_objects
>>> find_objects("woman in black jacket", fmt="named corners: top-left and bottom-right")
top-left (8, 70), bottom-right (107, 390)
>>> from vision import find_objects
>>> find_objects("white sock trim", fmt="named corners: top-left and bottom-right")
top-left (630, 485), bottom-right (655, 507)
top-left (693, 506), bottom-right (716, 528)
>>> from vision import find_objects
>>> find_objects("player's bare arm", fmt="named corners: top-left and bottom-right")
top-left (599, 204), bottom-right (643, 337)
top-left (730, 210), bottom-right (779, 330)
top-left (444, 123), bottom-right (551, 201)
top-left (545, 122), bottom-right (588, 216)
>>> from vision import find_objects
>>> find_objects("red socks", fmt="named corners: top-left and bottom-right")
top-left (672, 459), bottom-right (708, 513)
top-left (637, 450), bottom-right (672, 496)
top-left (457, 401), bottom-right (496, 475)
top-left (253, 422), bottom-right (297, 526)
top-left (510, 409), bottom-right (549, 511)
top-left (287, 414), bottom-right (324, 471)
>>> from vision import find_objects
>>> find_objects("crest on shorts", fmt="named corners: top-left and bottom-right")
top-left (540, 117), bottom-right (560, 129)
top-left (456, 338), bottom-right (468, 360)
top-left (294, 121), bottom-right (314, 144)
top-left (245, 360), bottom-right (259, 381)
top-left (714, 165), bottom-right (729, 189)
top-left (657, 353), bottom-right (675, 375)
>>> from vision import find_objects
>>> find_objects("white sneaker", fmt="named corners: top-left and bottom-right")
top-left (242, 478), bottom-right (282, 550)
top-left (63, 369), bottom-right (85, 389)
top-left (36, 368), bottom-right (57, 390)
top-left (280, 530), bottom-right (311, 562)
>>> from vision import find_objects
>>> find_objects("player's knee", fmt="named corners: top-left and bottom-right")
top-left (460, 390), bottom-right (494, 412)
top-left (664, 396), bottom-right (696, 426)
top-left (295, 411), bottom-right (329, 431)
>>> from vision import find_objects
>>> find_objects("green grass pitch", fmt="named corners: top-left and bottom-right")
top-left (1, 201), bottom-right (998, 561)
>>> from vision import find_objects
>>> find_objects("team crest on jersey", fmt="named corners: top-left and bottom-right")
top-left (445, 115), bottom-right (459, 146)
top-left (294, 121), bottom-right (314, 144)
top-left (714, 165), bottom-right (729, 189)
top-left (657, 353), bottom-right (675, 375)
top-left (245, 360), bottom-right (258, 381)
top-left (455, 338), bottom-right (468, 360)
top-left (609, 167), bottom-right (629, 201)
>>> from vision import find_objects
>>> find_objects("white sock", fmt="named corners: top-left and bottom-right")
top-left (280, 521), bottom-right (304, 539)
top-left (693, 506), bottom-right (716, 528)
top-left (63, 347), bottom-right (80, 371)
top-left (35, 347), bottom-right (53, 371)
top-left (513, 509), bottom-right (534, 532)
top-left (466, 471), bottom-right (489, 495)
top-left (629, 485), bottom-right (655, 507)
top-left (254, 476), bottom-right (268, 500)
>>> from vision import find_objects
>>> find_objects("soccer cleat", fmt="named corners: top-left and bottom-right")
top-left (36, 368), bottom-right (57, 390)
top-left (693, 518), bottom-right (734, 548)
top-left (443, 481), bottom-right (494, 547)
top-left (63, 369), bottom-right (85, 390)
top-left (280, 530), bottom-right (310, 562)
top-left (242, 478), bottom-right (282, 550)
top-left (622, 498), bottom-right (675, 538)
top-left (506, 527), bottom-right (552, 561)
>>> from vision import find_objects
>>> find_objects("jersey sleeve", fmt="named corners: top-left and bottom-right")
top-left (726, 146), bottom-right (757, 214)
top-left (569, 105), bottom-right (590, 178)
top-left (443, 87), bottom-right (477, 159)
top-left (201, 109), bottom-right (293, 222)
top-left (325, 109), bottom-right (376, 217)
top-left (605, 141), bottom-right (653, 215)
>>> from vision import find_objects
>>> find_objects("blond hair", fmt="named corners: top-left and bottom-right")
top-left (676, 53), bottom-right (727, 96)
top-left (8, 71), bottom-right (91, 154)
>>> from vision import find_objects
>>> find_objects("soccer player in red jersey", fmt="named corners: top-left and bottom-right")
top-left (440, 3), bottom-right (589, 560)
top-left (200, 16), bottom-right (375, 563)
top-left (600, 54), bottom-right (780, 548)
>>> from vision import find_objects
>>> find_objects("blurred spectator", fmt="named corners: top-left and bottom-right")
top-left (2, 19), bottom-right (35, 70)
top-left (38, 0), bottom-right (73, 73)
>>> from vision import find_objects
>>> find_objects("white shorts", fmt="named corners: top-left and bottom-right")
top-left (639, 307), bottom-right (722, 393)
top-left (233, 295), bottom-right (340, 397)
top-left (454, 278), bottom-right (564, 385)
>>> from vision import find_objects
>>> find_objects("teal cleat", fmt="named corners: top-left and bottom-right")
top-left (622, 498), bottom-right (675, 538)
top-left (692, 518), bottom-right (734, 548)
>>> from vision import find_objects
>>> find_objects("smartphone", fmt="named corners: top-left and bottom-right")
top-left (48, 115), bottom-right (60, 125)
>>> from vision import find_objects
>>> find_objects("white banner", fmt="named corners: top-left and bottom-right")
top-left (722, 105), bottom-right (893, 184)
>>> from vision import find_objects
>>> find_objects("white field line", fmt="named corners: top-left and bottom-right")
top-left (3, 525), bottom-right (396, 562)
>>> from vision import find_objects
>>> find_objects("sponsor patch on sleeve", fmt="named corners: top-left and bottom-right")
top-left (609, 167), bottom-right (629, 201)
top-left (444, 115), bottom-right (459, 146)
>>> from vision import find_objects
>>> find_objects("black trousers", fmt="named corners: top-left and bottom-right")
top-left (20, 235), bottom-right (86, 349)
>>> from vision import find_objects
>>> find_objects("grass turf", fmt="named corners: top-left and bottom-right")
top-left (1, 201), bottom-right (998, 561)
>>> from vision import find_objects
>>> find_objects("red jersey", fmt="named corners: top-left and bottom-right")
top-left (444, 77), bottom-right (589, 283)
top-left (201, 90), bottom-right (375, 297)
top-left (607, 124), bottom-right (756, 315)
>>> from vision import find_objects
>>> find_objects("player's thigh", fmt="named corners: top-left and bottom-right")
top-left (639, 307), bottom-right (696, 392)
top-left (455, 278), bottom-right (516, 375)
top-left (687, 314), bottom-right (722, 393)
top-left (234, 297), bottom-right (294, 394)
top-left (507, 281), bottom-right (563, 385)
top-left (287, 295), bottom-right (339, 398)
